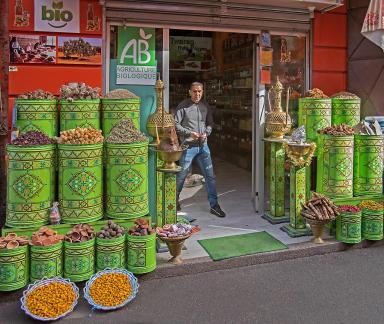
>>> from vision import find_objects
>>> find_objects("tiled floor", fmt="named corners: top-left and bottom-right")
top-left (157, 158), bottom-right (328, 262)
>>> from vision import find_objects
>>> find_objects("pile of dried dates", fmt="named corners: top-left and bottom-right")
top-left (97, 220), bottom-right (125, 239)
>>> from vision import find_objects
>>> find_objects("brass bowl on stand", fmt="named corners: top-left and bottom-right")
top-left (159, 234), bottom-right (191, 264)
top-left (154, 146), bottom-right (187, 173)
top-left (308, 220), bottom-right (329, 244)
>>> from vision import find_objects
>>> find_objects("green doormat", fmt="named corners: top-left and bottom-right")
top-left (198, 231), bottom-right (288, 261)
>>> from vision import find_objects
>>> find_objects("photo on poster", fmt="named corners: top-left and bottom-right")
top-left (9, 34), bottom-right (56, 64)
top-left (57, 36), bottom-right (102, 65)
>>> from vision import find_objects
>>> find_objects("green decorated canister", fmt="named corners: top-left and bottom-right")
top-left (354, 135), bottom-right (384, 196)
top-left (0, 245), bottom-right (29, 291)
top-left (16, 99), bottom-right (58, 137)
top-left (59, 99), bottom-right (100, 131)
top-left (58, 143), bottom-right (103, 224)
top-left (331, 98), bottom-right (360, 127)
top-left (30, 241), bottom-right (63, 282)
top-left (298, 98), bottom-right (331, 155)
top-left (336, 211), bottom-right (361, 244)
top-left (361, 209), bottom-right (383, 240)
top-left (105, 142), bottom-right (149, 219)
top-left (101, 98), bottom-right (141, 137)
top-left (64, 238), bottom-right (95, 282)
top-left (316, 135), bottom-right (354, 198)
top-left (96, 235), bottom-right (126, 272)
top-left (6, 144), bottom-right (55, 228)
top-left (127, 233), bottom-right (156, 274)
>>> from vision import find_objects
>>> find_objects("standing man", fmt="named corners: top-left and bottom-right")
top-left (174, 82), bottom-right (226, 218)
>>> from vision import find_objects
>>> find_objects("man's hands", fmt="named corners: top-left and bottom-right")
top-left (190, 132), bottom-right (207, 142)
top-left (191, 132), bottom-right (200, 140)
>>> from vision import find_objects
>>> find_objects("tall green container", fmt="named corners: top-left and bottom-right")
top-left (336, 211), bottom-right (361, 244)
top-left (298, 98), bottom-right (332, 155)
top-left (127, 233), bottom-right (156, 274)
top-left (331, 98), bottom-right (360, 127)
top-left (16, 99), bottom-right (58, 137)
top-left (105, 141), bottom-right (149, 219)
top-left (58, 144), bottom-right (103, 224)
top-left (96, 235), bottom-right (126, 272)
top-left (354, 135), bottom-right (384, 196)
top-left (6, 144), bottom-right (55, 228)
top-left (316, 135), bottom-right (354, 198)
top-left (361, 209), bottom-right (383, 240)
top-left (64, 238), bottom-right (95, 282)
top-left (0, 245), bottom-right (29, 291)
top-left (60, 99), bottom-right (100, 131)
top-left (101, 98), bottom-right (141, 137)
top-left (30, 241), bottom-right (63, 282)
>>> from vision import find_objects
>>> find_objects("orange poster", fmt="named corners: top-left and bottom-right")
top-left (80, 0), bottom-right (102, 35)
top-left (9, 0), bottom-right (34, 32)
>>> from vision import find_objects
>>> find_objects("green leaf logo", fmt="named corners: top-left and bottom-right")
top-left (52, 1), bottom-right (63, 9)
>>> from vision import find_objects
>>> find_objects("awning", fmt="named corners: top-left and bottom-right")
top-left (361, 0), bottom-right (384, 51)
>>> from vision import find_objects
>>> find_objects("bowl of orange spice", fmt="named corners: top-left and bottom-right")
top-left (84, 268), bottom-right (139, 310)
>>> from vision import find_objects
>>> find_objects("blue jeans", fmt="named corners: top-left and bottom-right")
top-left (176, 143), bottom-right (218, 208)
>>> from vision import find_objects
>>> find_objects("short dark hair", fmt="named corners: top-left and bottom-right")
top-left (190, 82), bottom-right (203, 89)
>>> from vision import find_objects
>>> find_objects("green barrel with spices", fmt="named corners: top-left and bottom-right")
top-left (59, 99), bottom-right (100, 131)
top-left (353, 135), bottom-right (384, 196)
top-left (96, 235), bottom-right (126, 272)
top-left (0, 245), bottom-right (29, 291)
top-left (298, 98), bottom-right (332, 155)
top-left (58, 143), bottom-right (103, 224)
top-left (126, 233), bottom-right (156, 274)
top-left (105, 141), bottom-right (149, 219)
top-left (336, 211), bottom-right (362, 244)
top-left (331, 98), bottom-right (361, 127)
top-left (6, 144), bottom-right (56, 228)
top-left (361, 209), bottom-right (383, 241)
top-left (64, 238), bottom-right (95, 282)
top-left (316, 134), bottom-right (354, 198)
top-left (30, 241), bottom-right (63, 282)
top-left (101, 98), bottom-right (141, 137)
top-left (16, 99), bottom-right (58, 137)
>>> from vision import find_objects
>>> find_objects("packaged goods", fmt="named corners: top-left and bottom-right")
top-left (11, 131), bottom-right (54, 145)
top-left (60, 83), bottom-right (100, 101)
top-left (300, 192), bottom-right (339, 222)
top-left (104, 89), bottom-right (139, 99)
top-left (18, 89), bottom-right (56, 100)
top-left (128, 218), bottom-right (155, 236)
top-left (31, 227), bottom-right (64, 246)
top-left (58, 127), bottom-right (103, 144)
top-left (0, 233), bottom-right (29, 249)
top-left (331, 91), bottom-right (359, 99)
top-left (304, 88), bottom-right (329, 99)
top-left (97, 220), bottom-right (125, 239)
top-left (318, 124), bottom-right (354, 136)
top-left (64, 224), bottom-right (95, 243)
top-left (105, 119), bottom-right (147, 143)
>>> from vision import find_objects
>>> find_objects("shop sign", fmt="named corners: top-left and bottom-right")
top-left (116, 27), bottom-right (157, 85)
top-left (34, 0), bottom-right (80, 33)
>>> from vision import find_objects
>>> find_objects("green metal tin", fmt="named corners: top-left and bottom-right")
top-left (16, 99), bottom-right (58, 137)
top-left (361, 209), bottom-right (383, 240)
top-left (105, 142), bottom-right (149, 219)
top-left (30, 241), bottom-right (63, 282)
top-left (0, 245), bottom-right (29, 291)
top-left (59, 99), bottom-right (100, 131)
top-left (354, 135), bottom-right (384, 196)
top-left (58, 144), bottom-right (103, 224)
top-left (6, 144), bottom-right (56, 228)
top-left (270, 141), bottom-right (285, 217)
top-left (64, 238), bottom-right (95, 282)
top-left (126, 233), bottom-right (156, 274)
top-left (101, 98), bottom-right (141, 137)
top-left (331, 98), bottom-right (360, 127)
top-left (316, 135), bottom-right (354, 198)
top-left (336, 211), bottom-right (361, 244)
top-left (96, 235), bottom-right (126, 272)
top-left (298, 98), bottom-right (332, 155)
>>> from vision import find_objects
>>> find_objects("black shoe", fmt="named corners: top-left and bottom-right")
top-left (210, 205), bottom-right (226, 218)
top-left (177, 202), bottom-right (181, 212)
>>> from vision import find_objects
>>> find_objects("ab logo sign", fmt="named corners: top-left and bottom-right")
top-left (35, 0), bottom-right (80, 33)
top-left (117, 27), bottom-right (157, 85)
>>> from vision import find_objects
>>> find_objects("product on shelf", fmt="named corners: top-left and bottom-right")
top-left (105, 119), bottom-right (147, 143)
top-left (58, 128), bottom-right (103, 144)
top-left (359, 200), bottom-right (384, 211)
top-left (300, 193), bottom-right (339, 222)
top-left (331, 91), bottom-right (359, 99)
top-left (304, 88), bottom-right (329, 99)
top-left (128, 218), bottom-right (155, 236)
top-left (0, 233), bottom-right (29, 249)
top-left (97, 220), bottom-right (125, 239)
top-left (18, 89), bottom-right (56, 100)
top-left (64, 224), bottom-right (95, 243)
top-left (104, 89), bottom-right (139, 99)
top-left (11, 131), bottom-right (55, 146)
top-left (156, 223), bottom-right (193, 238)
top-left (338, 205), bottom-right (361, 213)
top-left (60, 82), bottom-right (100, 101)
top-left (318, 124), bottom-right (354, 136)
top-left (31, 227), bottom-right (64, 246)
